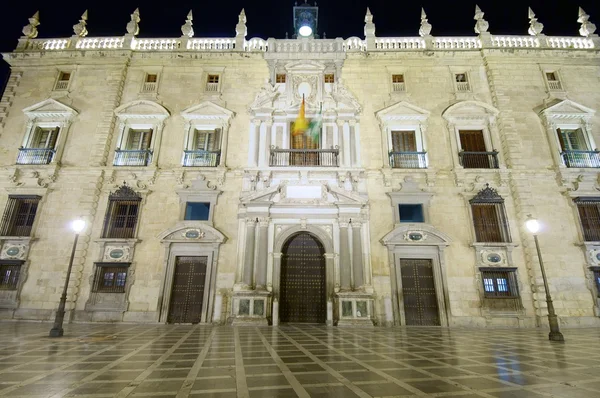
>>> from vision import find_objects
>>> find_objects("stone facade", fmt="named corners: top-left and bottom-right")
top-left (0, 6), bottom-right (600, 328)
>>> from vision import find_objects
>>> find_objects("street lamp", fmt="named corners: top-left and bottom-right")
top-left (49, 219), bottom-right (86, 337)
top-left (525, 215), bottom-right (564, 342)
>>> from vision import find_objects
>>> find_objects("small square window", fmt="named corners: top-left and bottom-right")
top-left (392, 74), bottom-right (404, 83)
top-left (206, 74), bottom-right (220, 91)
top-left (276, 74), bottom-right (286, 83)
top-left (145, 74), bottom-right (158, 83)
top-left (59, 72), bottom-right (71, 82)
top-left (185, 202), bottom-right (210, 221)
top-left (324, 74), bottom-right (335, 83)
top-left (545, 72), bottom-right (562, 90)
top-left (0, 262), bottom-right (22, 290)
top-left (546, 72), bottom-right (558, 81)
top-left (94, 264), bottom-right (129, 293)
top-left (398, 204), bottom-right (424, 223)
top-left (480, 269), bottom-right (519, 298)
top-left (55, 72), bottom-right (71, 90)
top-left (207, 74), bottom-right (219, 83)
top-left (455, 73), bottom-right (468, 82)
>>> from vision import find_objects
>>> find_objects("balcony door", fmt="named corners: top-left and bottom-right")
top-left (126, 129), bottom-right (153, 150)
top-left (459, 130), bottom-right (492, 168)
top-left (30, 127), bottom-right (59, 149)
top-left (391, 131), bottom-right (421, 168)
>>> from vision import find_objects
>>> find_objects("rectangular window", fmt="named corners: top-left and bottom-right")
top-left (102, 199), bottom-right (141, 239)
top-left (0, 261), bottom-right (22, 290)
top-left (557, 128), bottom-right (587, 151)
top-left (193, 129), bottom-right (219, 151)
top-left (145, 74), bottom-right (158, 83)
top-left (185, 202), bottom-right (210, 221)
top-left (391, 131), bottom-right (416, 152)
top-left (93, 264), bottom-right (129, 293)
top-left (455, 73), bottom-right (470, 91)
top-left (29, 127), bottom-right (59, 149)
top-left (459, 130), bottom-right (497, 169)
top-left (471, 203), bottom-right (510, 243)
top-left (0, 196), bottom-right (41, 237)
top-left (399, 204), bottom-right (424, 223)
top-left (276, 74), bottom-right (286, 83)
top-left (142, 73), bottom-right (158, 92)
top-left (480, 269), bottom-right (519, 298)
top-left (206, 74), bottom-right (220, 92)
top-left (391, 74), bottom-right (405, 92)
top-left (55, 72), bottom-right (71, 90)
top-left (545, 72), bottom-right (562, 90)
top-left (324, 74), bottom-right (335, 83)
top-left (575, 198), bottom-right (600, 241)
top-left (126, 129), bottom-right (153, 150)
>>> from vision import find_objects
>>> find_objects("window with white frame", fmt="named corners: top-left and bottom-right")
top-left (375, 101), bottom-right (429, 169)
top-left (544, 71), bottom-right (562, 91)
top-left (54, 71), bottom-right (71, 91)
top-left (113, 100), bottom-right (170, 168)
top-left (454, 73), bottom-right (470, 92)
top-left (18, 99), bottom-right (78, 165)
top-left (538, 99), bottom-right (597, 169)
top-left (141, 73), bottom-right (158, 93)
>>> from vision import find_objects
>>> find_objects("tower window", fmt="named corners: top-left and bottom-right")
top-left (324, 74), bottom-right (335, 83)
top-left (276, 74), bottom-right (286, 83)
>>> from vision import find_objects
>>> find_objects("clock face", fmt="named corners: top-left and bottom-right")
top-left (298, 82), bottom-right (312, 99)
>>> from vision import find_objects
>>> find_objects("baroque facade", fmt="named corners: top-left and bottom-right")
top-left (1, 4), bottom-right (600, 328)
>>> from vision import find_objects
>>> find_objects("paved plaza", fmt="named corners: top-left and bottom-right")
top-left (0, 323), bottom-right (599, 397)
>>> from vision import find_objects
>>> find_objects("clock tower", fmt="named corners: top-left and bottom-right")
top-left (293, 1), bottom-right (319, 38)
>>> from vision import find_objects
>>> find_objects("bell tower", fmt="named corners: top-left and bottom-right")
top-left (293, 1), bottom-right (319, 38)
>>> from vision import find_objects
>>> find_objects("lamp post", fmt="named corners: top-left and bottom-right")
top-left (525, 215), bottom-right (564, 342)
top-left (49, 219), bottom-right (86, 337)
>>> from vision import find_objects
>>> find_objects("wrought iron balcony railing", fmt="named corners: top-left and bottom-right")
top-left (459, 150), bottom-right (499, 169)
top-left (182, 150), bottom-right (221, 167)
top-left (113, 149), bottom-right (153, 166)
top-left (16, 147), bottom-right (56, 165)
top-left (561, 150), bottom-right (600, 168)
top-left (389, 151), bottom-right (427, 169)
top-left (270, 147), bottom-right (339, 167)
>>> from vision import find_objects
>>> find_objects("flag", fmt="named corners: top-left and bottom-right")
top-left (292, 96), bottom-right (309, 136)
top-left (306, 103), bottom-right (323, 144)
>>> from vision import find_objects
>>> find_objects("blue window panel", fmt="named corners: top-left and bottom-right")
top-left (483, 278), bottom-right (495, 292)
top-left (399, 204), bottom-right (424, 223)
top-left (185, 202), bottom-right (210, 221)
top-left (497, 278), bottom-right (508, 292)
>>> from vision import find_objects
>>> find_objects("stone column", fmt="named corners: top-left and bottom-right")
top-left (351, 220), bottom-right (364, 289)
top-left (350, 120), bottom-right (360, 166)
top-left (258, 120), bottom-right (270, 167)
top-left (339, 219), bottom-right (351, 291)
top-left (342, 122), bottom-right (351, 167)
top-left (242, 218), bottom-right (257, 288)
top-left (248, 119), bottom-right (261, 167)
top-left (254, 217), bottom-right (270, 290)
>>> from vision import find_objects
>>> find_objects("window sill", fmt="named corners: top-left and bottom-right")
top-left (94, 238), bottom-right (141, 244)
top-left (471, 242), bottom-right (518, 248)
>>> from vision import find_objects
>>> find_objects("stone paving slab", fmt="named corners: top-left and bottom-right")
top-left (0, 322), bottom-right (599, 397)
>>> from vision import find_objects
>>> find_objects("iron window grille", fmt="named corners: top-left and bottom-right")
top-left (101, 185), bottom-right (142, 239)
top-left (0, 261), bottom-right (23, 290)
top-left (480, 268), bottom-right (519, 298)
top-left (591, 267), bottom-right (600, 298)
top-left (574, 197), bottom-right (600, 241)
top-left (93, 263), bottom-right (130, 293)
top-left (0, 195), bottom-right (41, 237)
top-left (469, 184), bottom-right (511, 243)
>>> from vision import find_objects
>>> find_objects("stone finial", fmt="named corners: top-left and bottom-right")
top-left (364, 7), bottom-right (376, 49)
top-left (419, 8), bottom-right (432, 37)
top-left (22, 11), bottom-right (40, 39)
top-left (181, 10), bottom-right (194, 37)
top-left (578, 7), bottom-right (597, 37)
top-left (528, 7), bottom-right (544, 36)
top-left (236, 9), bottom-right (247, 37)
top-left (474, 5), bottom-right (489, 34)
top-left (126, 8), bottom-right (140, 35)
top-left (73, 10), bottom-right (88, 37)
top-left (364, 7), bottom-right (373, 23)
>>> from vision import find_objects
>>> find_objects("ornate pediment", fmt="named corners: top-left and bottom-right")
top-left (181, 101), bottom-right (235, 122)
top-left (23, 98), bottom-right (78, 120)
top-left (381, 224), bottom-right (451, 247)
top-left (442, 100), bottom-right (499, 122)
top-left (539, 99), bottom-right (595, 121)
top-left (114, 100), bottom-right (170, 120)
top-left (158, 222), bottom-right (226, 244)
top-left (375, 100), bottom-right (430, 123)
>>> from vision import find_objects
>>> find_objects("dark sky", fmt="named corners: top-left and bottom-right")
top-left (1, 0), bottom-right (599, 89)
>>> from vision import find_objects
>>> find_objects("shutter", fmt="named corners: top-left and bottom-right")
top-left (31, 128), bottom-right (47, 148)
top-left (0, 198), bottom-right (18, 236)
top-left (140, 130), bottom-right (152, 150)
top-left (472, 204), bottom-right (502, 242)
top-left (195, 130), bottom-right (209, 150)
top-left (47, 128), bottom-right (59, 149)
top-left (392, 131), bottom-right (417, 152)
top-left (127, 130), bottom-right (141, 149)
top-left (556, 128), bottom-right (568, 151)
top-left (460, 130), bottom-right (486, 151)
top-left (578, 203), bottom-right (600, 241)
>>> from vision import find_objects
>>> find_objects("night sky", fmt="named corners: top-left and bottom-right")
top-left (1, 0), bottom-right (599, 90)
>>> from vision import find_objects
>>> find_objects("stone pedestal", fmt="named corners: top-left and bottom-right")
top-left (336, 291), bottom-right (374, 327)
top-left (231, 290), bottom-right (271, 325)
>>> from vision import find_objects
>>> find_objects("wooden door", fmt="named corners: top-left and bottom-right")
top-left (400, 258), bottom-right (440, 326)
top-left (459, 130), bottom-right (490, 168)
top-left (280, 233), bottom-right (326, 323)
top-left (167, 256), bottom-right (208, 324)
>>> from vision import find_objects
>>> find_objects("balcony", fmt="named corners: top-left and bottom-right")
top-left (16, 147), bottom-right (55, 165)
top-left (459, 151), bottom-right (499, 169)
top-left (205, 82), bottom-right (219, 92)
top-left (389, 151), bottom-right (427, 169)
top-left (270, 147), bottom-right (339, 167)
top-left (456, 82), bottom-right (470, 92)
top-left (113, 149), bottom-right (153, 167)
top-left (392, 82), bottom-right (405, 92)
top-left (182, 150), bottom-right (221, 167)
top-left (561, 150), bottom-right (600, 168)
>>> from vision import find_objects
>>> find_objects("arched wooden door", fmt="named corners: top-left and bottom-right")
top-left (280, 233), bottom-right (326, 323)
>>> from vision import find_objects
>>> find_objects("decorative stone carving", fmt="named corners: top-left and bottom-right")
top-left (419, 8), bottom-right (432, 37)
top-left (126, 8), bottom-right (140, 36)
top-left (528, 8), bottom-right (544, 36)
top-left (1, 243), bottom-right (28, 260)
top-left (404, 231), bottom-right (428, 242)
top-left (331, 80), bottom-right (361, 112)
top-left (103, 246), bottom-right (132, 262)
top-left (480, 250), bottom-right (506, 266)
top-left (470, 184), bottom-right (503, 203)
top-left (181, 10), bottom-right (194, 38)
top-left (181, 229), bottom-right (205, 240)
top-left (73, 10), bottom-right (88, 37)
top-left (110, 182), bottom-right (141, 200)
top-left (578, 7), bottom-right (597, 37)
top-left (474, 5), bottom-right (489, 34)
top-left (249, 80), bottom-right (280, 110)
top-left (22, 11), bottom-right (40, 39)
top-left (236, 9), bottom-right (247, 37)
